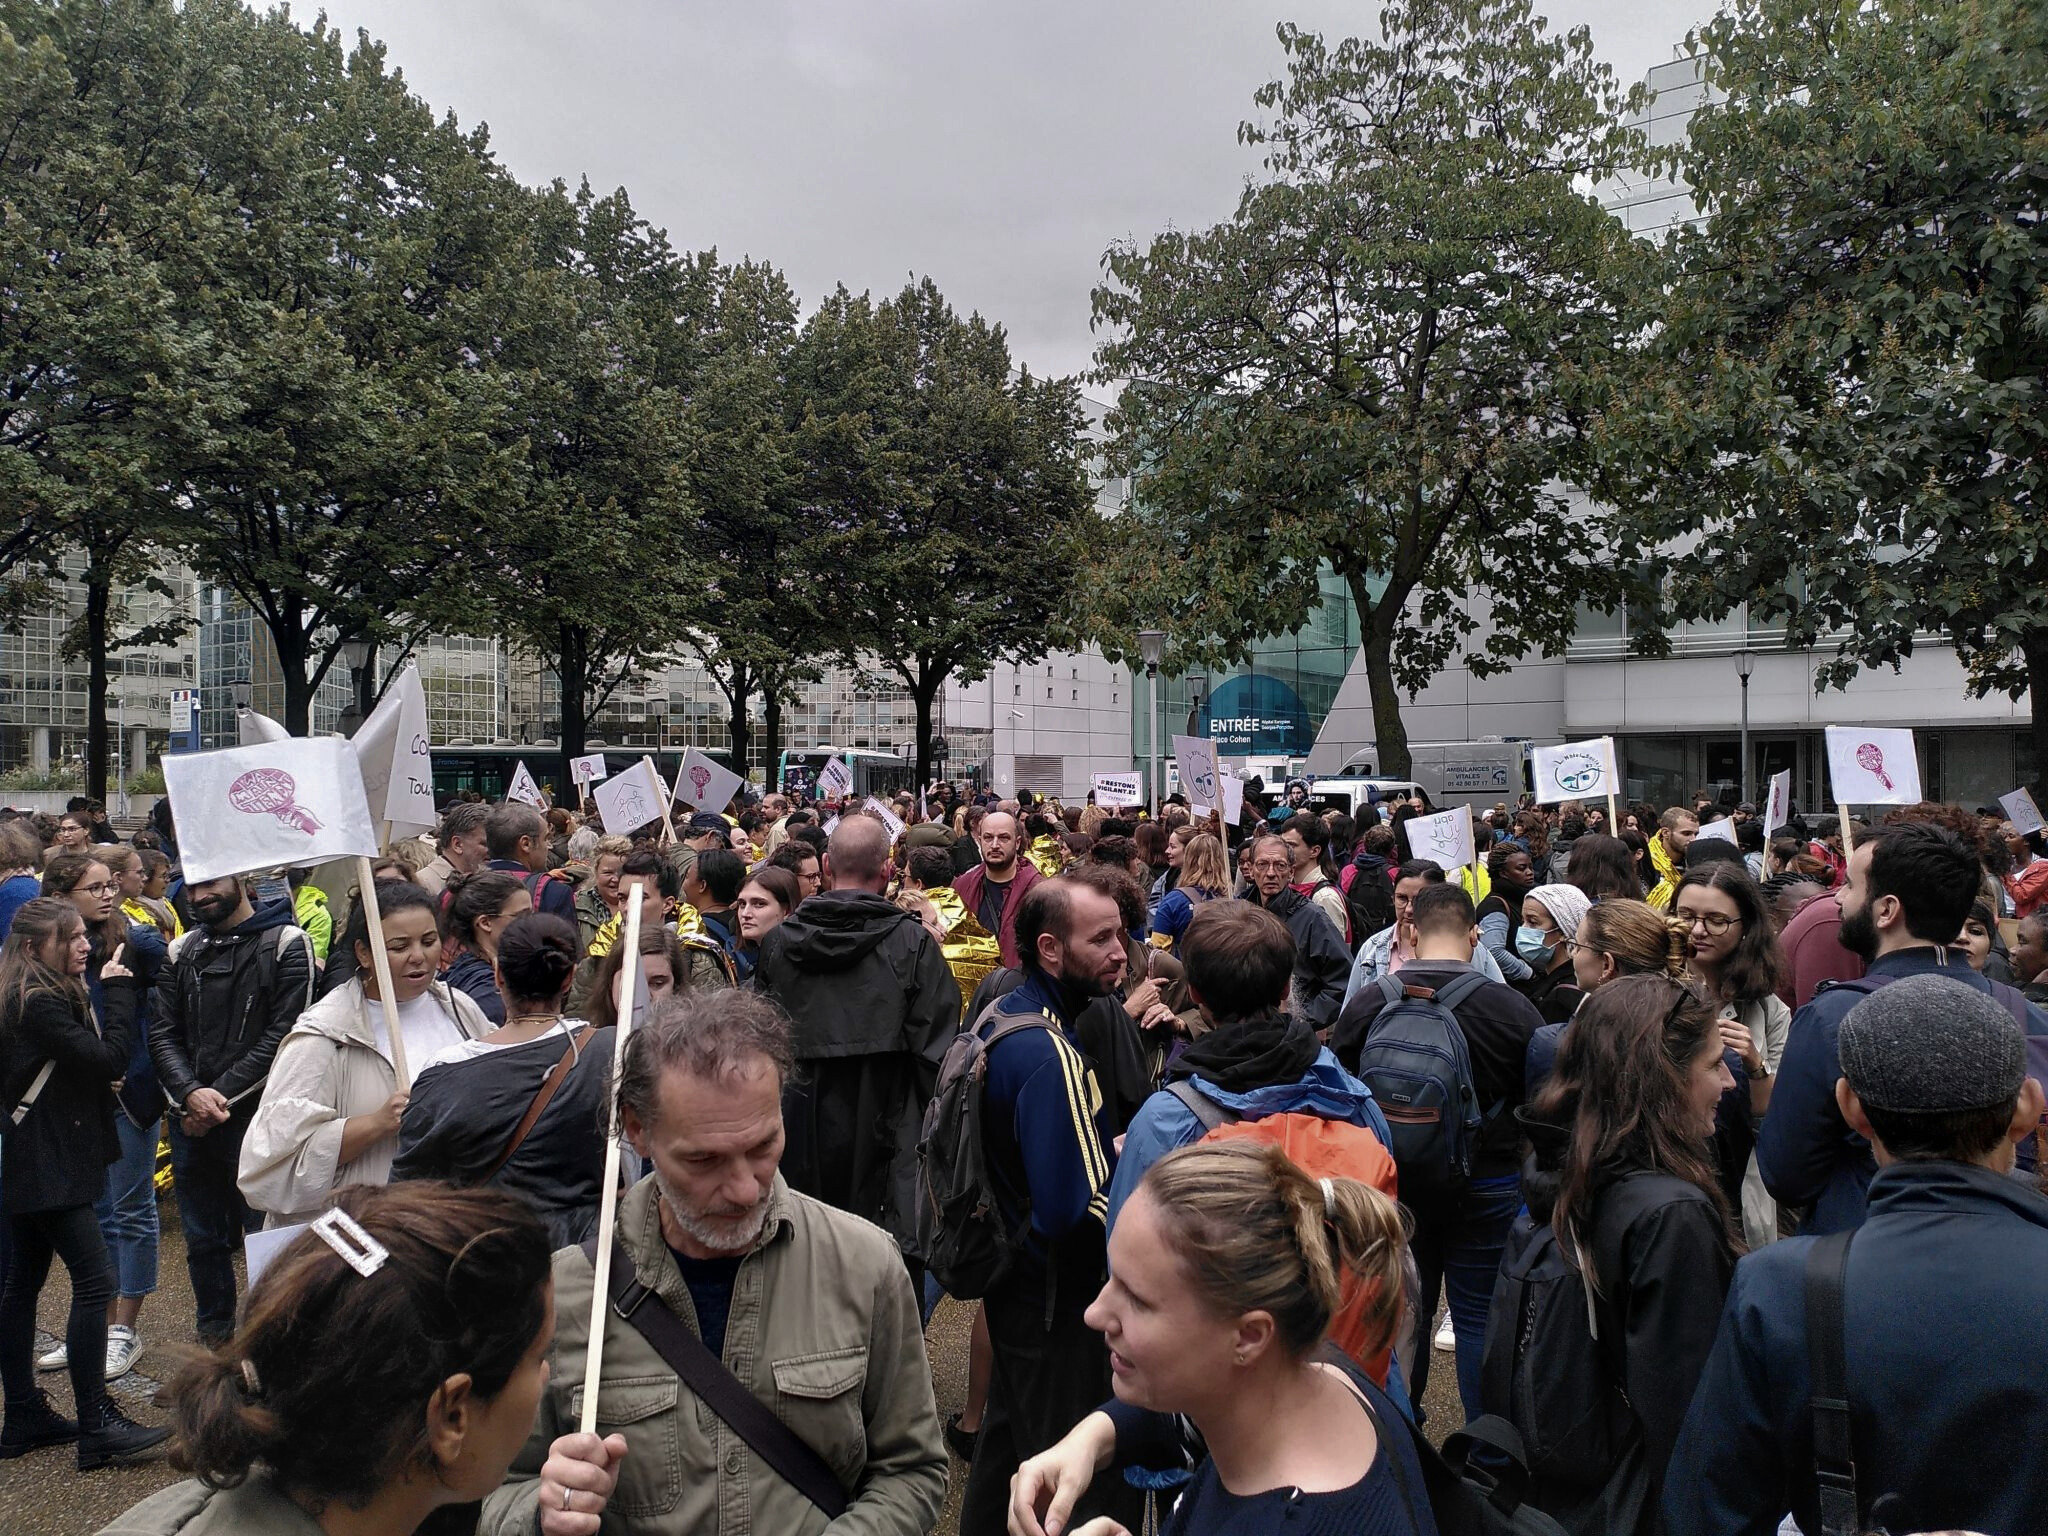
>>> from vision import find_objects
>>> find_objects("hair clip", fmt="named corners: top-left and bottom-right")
top-left (311, 1207), bottom-right (389, 1278)
top-left (239, 1358), bottom-right (262, 1396)
top-left (1320, 1177), bottom-right (1336, 1218)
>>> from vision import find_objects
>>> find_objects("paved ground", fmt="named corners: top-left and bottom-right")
top-left (15, 1194), bottom-right (1460, 1535)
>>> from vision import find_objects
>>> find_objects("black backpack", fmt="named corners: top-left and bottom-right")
top-left (1352, 970), bottom-right (1494, 1208)
top-left (1343, 863), bottom-right (1396, 954)
top-left (915, 1001), bottom-right (1047, 1299)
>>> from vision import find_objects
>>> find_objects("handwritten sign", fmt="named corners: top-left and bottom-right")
top-left (862, 797), bottom-right (906, 841)
top-left (1530, 737), bottom-right (1619, 804)
top-left (506, 760), bottom-right (547, 808)
top-left (1408, 805), bottom-right (1475, 873)
top-left (1762, 769), bottom-right (1792, 839)
top-left (1824, 726), bottom-right (1922, 806)
top-left (570, 753), bottom-right (609, 785)
top-left (351, 664), bottom-right (435, 840)
top-left (1092, 772), bottom-right (1144, 808)
top-left (817, 756), bottom-right (853, 799)
top-left (1172, 735), bottom-right (1221, 812)
top-left (165, 738), bottom-right (380, 883)
top-left (593, 757), bottom-right (669, 835)
top-left (2000, 786), bottom-right (2045, 836)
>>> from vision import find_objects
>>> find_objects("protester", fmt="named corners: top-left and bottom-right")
top-left (1240, 833), bottom-right (1349, 1035)
top-left (1665, 975), bottom-right (2048, 1536)
top-left (1644, 807), bottom-right (1700, 910)
top-left (48, 812), bottom-right (93, 859)
top-left (734, 865), bottom-right (800, 963)
top-left (102, 1182), bottom-right (553, 1536)
top-left (1526, 898), bottom-right (1688, 1091)
top-left (1497, 975), bottom-right (1739, 1532)
top-left (107, 847), bottom-right (180, 945)
top-left (954, 876), bottom-right (1142, 1535)
top-left (0, 820), bottom-right (43, 944)
top-left (1759, 821), bottom-right (2048, 1231)
top-left (1476, 845), bottom-right (1538, 983)
top-left (677, 846), bottom-right (746, 985)
top-left (0, 899), bottom-right (167, 1468)
top-left (584, 919), bottom-right (686, 1033)
top-left (239, 882), bottom-right (489, 1225)
top-left (440, 870), bottom-right (533, 1028)
top-left (1146, 831), bottom-right (1228, 956)
top-left (954, 810), bottom-right (1043, 967)
top-left (479, 989), bottom-right (946, 1536)
top-left (148, 874), bottom-right (316, 1347)
top-left (1957, 899), bottom-right (1997, 972)
top-left (1344, 860), bottom-right (1508, 1005)
top-left (767, 839), bottom-right (825, 904)
top-left (1145, 824), bottom-right (1187, 918)
top-left (281, 867), bottom-right (329, 965)
top-left (1332, 881), bottom-right (1540, 1417)
top-left (573, 833), bottom-right (632, 958)
top-left (1516, 881), bottom-right (1590, 1023)
top-left (412, 801), bottom-right (489, 899)
top-left (2006, 822), bottom-right (2048, 917)
top-left (395, 914), bottom-right (613, 1246)
top-left (483, 804), bottom-right (575, 922)
top-left (2015, 910), bottom-right (2048, 1002)
top-left (1279, 812), bottom-right (1350, 946)
top-left (1009, 1142), bottom-right (1427, 1536)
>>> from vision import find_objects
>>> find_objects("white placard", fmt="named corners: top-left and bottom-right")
top-left (243, 1222), bottom-right (309, 1293)
top-left (821, 815), bottom-right (840, 836)
top-left (1762, 769), bottom-right (1793, 840)
top-left (1693, 817), bottom-right (1739, 844)
top-left (675, 748), bottom-right (744, 814)
top-left (1092, 772), bottom-right (1144, 808)
top-left (817, 755), bottom-right (853, 799)
top-left (505, 760), bottom-right (547, 807)
top-left (593, 757), bottom-right (669, 834)
top-left (351, 664), bottom-right (436, 840)
top-left (1172, 735), bottom-right (1221, 812)
top-left (1220, 774), bottom-right (1245, 824)
top-left (237, 708), bottom-right (290, 746)
top-left (1824, 726), bottom-right (1922, 806)
top-left (1408, 804), bottom-right (1476, 873)
top-left (1999, 787), bottom-right (2045, 836)
top-left (570, 752), bottom-right (610, 785)
top-left (164, 738), bottom-right (381, 883)
top-left (1529, 736), bottom-right (1620, 804)
top-left (862, 796), bottom-right (906, 840)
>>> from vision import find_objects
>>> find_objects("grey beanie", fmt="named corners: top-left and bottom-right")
top-left (1838, 974), bottom-right (2026, 1114)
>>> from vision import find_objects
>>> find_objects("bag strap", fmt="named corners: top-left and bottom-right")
top-left (581, 1237), bottom-right (849, 1519)
top-left (1434, 969), bottom-right (1493, 1012)
top-left (1804, 1227), bottom-right (1859, 1536)
top-left (1166, 1078), bottom-right (1237, 1133)
top-left (8, 1060), bottom-right (56, 1127)
top-left (483, 1025), bottom-right (594, 1182)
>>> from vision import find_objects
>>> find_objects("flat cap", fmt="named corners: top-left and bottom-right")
top-left (1838, 974), bottom-right (2026, 1115)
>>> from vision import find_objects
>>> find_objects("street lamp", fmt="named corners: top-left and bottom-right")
top-left (339, 638), bottom-right (374, 735)
top-left (231, 675), bottom-right (253, 712)
top-left (1137, 630), bottom-right (1166, 812)
top-left (1737, 649), bottom-right (1756, 805)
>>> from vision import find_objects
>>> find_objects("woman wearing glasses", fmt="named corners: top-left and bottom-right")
top-left (1670, 863), bottom-right (1791, 1247)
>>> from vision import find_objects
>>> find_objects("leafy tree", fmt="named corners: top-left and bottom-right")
top-left (1083, 2), bottom-right (1653, 776)
top-left (801, 279), bottom-right (1094, 790)
top-left (1617, 0), bottom-right (2048, 794)
top-left (468, 180), bottom-right (707, 787)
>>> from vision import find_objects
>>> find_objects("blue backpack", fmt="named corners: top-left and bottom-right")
top-left (1353, 971), bottom-right (1496, 1209)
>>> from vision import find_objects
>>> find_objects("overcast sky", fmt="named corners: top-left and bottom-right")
top-left (316, 0), bottom-right (1722, 381)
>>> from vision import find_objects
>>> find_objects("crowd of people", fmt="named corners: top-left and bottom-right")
top-left (0, 771), bottom-right (2044, 1535)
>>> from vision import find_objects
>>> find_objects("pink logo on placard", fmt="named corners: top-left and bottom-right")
top-left (227, 769), bottom-right (323, 834)
top-left (1855, 743), bottom-right (1894, 791)
top-left (689, 765), bottom-right (712, 800)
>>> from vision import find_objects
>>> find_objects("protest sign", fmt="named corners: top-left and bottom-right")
top-left (164, 738), bottom-right (380, 884)
top-left (1762, 769), bottom-right (1793, 840)
top-left (1693, 818), bottom-right (1739, 845)
top-left (351, 664), bottom-right (435, 841)
top-left (863, 796), bottom-right (906, 840)
top-left (505, 760), bottom-right (547, 808)
top-left (592, 757), bottom-right (669, 834)
top-left (1823, 726), bottom-right (1922, 806)
top-left (1092, 772), bottom-right (1144, 808)
top-left (236, 708), bottom-right (290, 746)
top-left (1172, 734), bottom-right (1222, 812)
top-left (1408, 804), bottom-right (1476, 873)
top-left (580, 885), bottom-right (647, 1434)
top-left (674, 748), bottom-right (744, 814)
top-left (1530, 737), bottom-right (1620, 805)
top-left (1999, 786), bottom-right (2045, 836)
top-left (817, 755), bottom-right (854, 799)
top-left (570, 752), bottom-right (610, 786)
top-left (1219, 773), bottom-right (1245, 825)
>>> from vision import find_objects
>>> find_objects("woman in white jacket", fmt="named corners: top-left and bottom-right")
top-left (239, 882), bottom-right (488, 1226)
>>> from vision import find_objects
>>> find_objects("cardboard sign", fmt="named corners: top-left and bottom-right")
top-left (351, 664), bottom-right (436, 840)
top-left (675, 748), bottom-right (744, 814)
top-left (1172, 735), bottom-right (1222, 812)
top-left (1693, 817), bottom-right (1739, 844)
top-left (570, 752), bottom-right (609, 785)
top-left (817, 756), bottom-right (854, 799)
top-left (505, 760), bottom-right (547, 808)
top-left (863, 797), bottom-right (906, 840)
top-left (593, 757), bottom-right (669, 835)
top-left (1530, 737), bottom-right (1619, 804)
top-left (1762, 769), bottom-right (1793, 840)
top-left (1999, 786), bottom-right (2045, 836)
top-left (1824, 726), bottom-right (1922, 806)
top-left (1408, 804), bottom-right (1476, 873)
top-left (1092, 772), bottom-right (1144, 808)
top-left (1219, 773), bottom-right (1245, 824)
top-left (164, 738), bottom-right (380, 883)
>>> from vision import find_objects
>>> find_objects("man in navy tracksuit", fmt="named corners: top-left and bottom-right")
top-left (1665, 974), bottom-right (2048, 1535)
top-left (1758, 821), bottom-right (2048, 1232)
top-left (956, 876), bottom-right (1143, 1536)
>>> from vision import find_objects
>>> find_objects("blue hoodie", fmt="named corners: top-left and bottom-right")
top-left (1105, 1045), bottom-right (1393, 1235)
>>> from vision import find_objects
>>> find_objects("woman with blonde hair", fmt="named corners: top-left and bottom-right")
top-left (1525, 899), bottom-right (1688, 1095)
top-left (1010, 1140), bottom-right (1432, 1536)
top-left (1147, 834), bottom-right (1231, 956)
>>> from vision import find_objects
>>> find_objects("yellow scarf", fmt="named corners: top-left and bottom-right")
top-left (1647, 833), bottom-right (1678, 911)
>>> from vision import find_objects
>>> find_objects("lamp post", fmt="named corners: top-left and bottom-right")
top-left (231, 675), bottom-right (253, 712)
top-left (339, 638), bottom-right (374, 736)
top-left (1137, 630), bottom-right (1165, 812)
top-left (1737, 649), bottom-right (1756, 805)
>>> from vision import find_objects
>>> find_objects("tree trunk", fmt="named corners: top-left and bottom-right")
top-left (2025, 626), bottom-right (2048, 802)
top-left (764, 689), bottom-right (784, 785)
top-left (1347, 571), bottom-right (1414, 780)
top-left (725, 664), bottom-right (752, 775)
top-left (558, 627), bottom-right (589, 795)
top-left (275, 613), bottom-right (314, 737)
top-left (911, 668), bottom-right (944, 797)
top-left (83, 570), bottom-right (112, 803)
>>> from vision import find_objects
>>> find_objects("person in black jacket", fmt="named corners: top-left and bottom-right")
top-left (148, 874), bottom-right (315, 1345)
top-left (752, 815), bottom-right (958, 1283)
top-left (438, 869), bottom-right (532, 1028)
top-left (1240, 834), bottom-right (1349, 1034)
top-left (0, 898), bottom-right (169, 1468)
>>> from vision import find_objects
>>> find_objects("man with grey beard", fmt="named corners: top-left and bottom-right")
top-left (482, 990), bottom-right (946, 1536)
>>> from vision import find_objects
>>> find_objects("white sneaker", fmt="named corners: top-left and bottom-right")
top-left (104, 1325), bottom-right (142, 1380)
top-left (35, 1341), bottom-right (67, 1372)
top-left (1433, 1312), bottom-right (1457, 1352)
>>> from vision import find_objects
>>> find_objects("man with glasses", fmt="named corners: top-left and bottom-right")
top-left (1240, 833), bottom-right (1350, 1034)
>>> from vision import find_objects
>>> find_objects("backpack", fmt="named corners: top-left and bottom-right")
top-left (1341, 861), bottom-right (1396, 953)
top-left (916, 1000), bottom-right (1051, 1298)
top-left (1351, 971), bottom-right (1496, 1209)
top-left (1167, 1081), bottom-right (1400, 1379)
top-left (518, 868), bottom-right (569, 912)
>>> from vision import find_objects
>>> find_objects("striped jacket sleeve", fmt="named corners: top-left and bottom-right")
top-left (1013, 1030), bottom-right (1114, 1241)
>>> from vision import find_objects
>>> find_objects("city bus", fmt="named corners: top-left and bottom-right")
top-left (776, 747), bottom-right (916, 801)
top-left (431, 745), bottom-right (736, 807)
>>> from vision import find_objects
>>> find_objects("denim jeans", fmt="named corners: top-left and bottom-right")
top-left (1, 1204), bottom-right (116, 1429)
top-left (168, 1114), bottom-right (261, 1343)
top-left (93, 1114), bottom-right (161, 1301)
top-left (1407, 1172), bottom-right (1523, 1421)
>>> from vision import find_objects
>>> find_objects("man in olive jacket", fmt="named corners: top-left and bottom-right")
top-left (483, 989), bottom-right (944, 1536)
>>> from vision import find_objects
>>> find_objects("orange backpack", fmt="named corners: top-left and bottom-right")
top-left (1166, 1084), bottom-right (1401, 1383)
